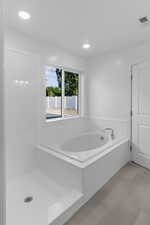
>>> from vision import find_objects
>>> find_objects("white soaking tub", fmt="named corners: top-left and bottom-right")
top-left (61, 133), bottom-right (108, 152)
top-left (56, 132), bottom-right (109, 162)
top-left (42, 131), bottom-right (125, 163)
top-left (38, 130), bottom-right (130, 197)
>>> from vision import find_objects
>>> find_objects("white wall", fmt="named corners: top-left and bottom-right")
top-left (87, 42), bottom-right (150, 128)
top-left (5, 49), bottom-right (40, 180)
top-left (87, 53), bottom-right (130, 119)
top-left (4, 27), bottom-right (86, 180)
top-left (0, 1), bottom-right (5, 225)
top-left (5, 27), bottom-right (85, 71)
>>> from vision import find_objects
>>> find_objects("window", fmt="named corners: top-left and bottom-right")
top-left (45, 66), bottom-right (80, 120)
top-left (45, 67), bottom-right (62, 119)
top-left (64, 71), bottom-right (79, 117)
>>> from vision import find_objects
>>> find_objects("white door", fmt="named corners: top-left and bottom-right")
top-left (132, 61), bottom-right (150, 169)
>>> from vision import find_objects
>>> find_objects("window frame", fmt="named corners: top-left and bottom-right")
top-left (45, 65), bottom-right (82, 122)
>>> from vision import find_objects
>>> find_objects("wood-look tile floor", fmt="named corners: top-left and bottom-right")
top-left (65, 162), bottom-right (150, 225)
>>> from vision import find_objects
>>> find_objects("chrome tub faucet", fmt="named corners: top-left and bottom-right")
top-left (104, 128), bottom-right (115, 140)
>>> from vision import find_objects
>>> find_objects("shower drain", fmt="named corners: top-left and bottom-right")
top-left (24, 196), bottom-right (33, 203)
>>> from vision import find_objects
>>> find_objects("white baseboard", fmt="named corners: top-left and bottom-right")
top-left (132, 151), bottom-right (150, 169)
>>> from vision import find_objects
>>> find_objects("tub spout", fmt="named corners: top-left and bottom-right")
top-left (104, 128), bottom-right (115, 140)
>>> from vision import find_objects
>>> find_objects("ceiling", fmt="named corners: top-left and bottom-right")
top-left (4, 0), bottom-right (150, 58)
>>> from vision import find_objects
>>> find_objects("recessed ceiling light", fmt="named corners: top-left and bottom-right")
top-left (18, 11), bottom-right (31, 20)
top-left (82, 43), bottom-right (91, 49)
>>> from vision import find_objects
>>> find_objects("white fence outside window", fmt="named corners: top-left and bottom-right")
top-left (46, 96), bottom-right (78, 110)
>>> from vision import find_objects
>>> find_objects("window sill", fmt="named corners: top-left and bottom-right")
top-left (45, 115), bottom-right (82, 123)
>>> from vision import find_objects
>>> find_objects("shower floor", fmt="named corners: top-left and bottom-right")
top-left (7, 170), bottom-right (82, 225)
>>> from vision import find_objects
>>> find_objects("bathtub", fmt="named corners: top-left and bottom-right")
top-left (42, 131), bottom-right (126, 163)
top-left (38, 130), bottom-right (130, 221)
top-left (38, 130), bottom-right (130, 195)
